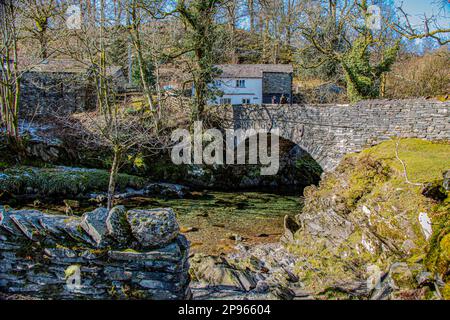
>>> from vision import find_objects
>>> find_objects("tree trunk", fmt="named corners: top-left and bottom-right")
top-left (130, 4), bottom-right (154, 111)
top-left (107, 149), bottom-right (122, 211)
top-left (0, 0), bottom-right (21, 145)
top-left (380, 73), bottom-right (386, 97)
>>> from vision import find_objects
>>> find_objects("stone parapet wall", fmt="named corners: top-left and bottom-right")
top-left (0, 206), bottom-right (190, 299)
top-left (230, 99), bottom-right (450, 171)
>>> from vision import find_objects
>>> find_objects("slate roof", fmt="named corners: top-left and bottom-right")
top-left (21, 58), bottom-right (122, 77)
top-left (26, 59), bottom-right (90, 73)
top-left (215, 64), bottom-right (293, 78)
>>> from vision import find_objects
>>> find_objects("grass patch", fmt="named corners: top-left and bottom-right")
top-left (360, 138), bottom-right (450, 183)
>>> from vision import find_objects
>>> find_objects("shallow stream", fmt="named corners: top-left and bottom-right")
top-left (17, 190), bottom-right (302, 255)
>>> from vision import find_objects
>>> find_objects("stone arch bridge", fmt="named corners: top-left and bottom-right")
top-left (225, 99), bottom-right (449, 171)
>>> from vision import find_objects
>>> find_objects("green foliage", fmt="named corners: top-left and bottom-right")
top-left (343, 155), bottom-right (391, 210)
top-left (176, 0), bottom-right (222, 120)
top-left (132, 57), bottom-right (155, 88)
top-left (424, 197), bottom-right (450, 279)
top-left (342, 36), bottom-right (400, 102)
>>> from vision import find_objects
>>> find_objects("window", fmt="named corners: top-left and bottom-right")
top-left (242, 98), bottom-right (250, 104)
top-left (236, 79), bottom-right (246, 88)
top-left (220, 98), bottom-right (231, 105)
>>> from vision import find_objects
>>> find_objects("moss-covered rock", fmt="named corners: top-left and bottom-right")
top-left (0, 166), bottom-right (146, 198)
top-left (289, 138), bottom-right (450, 299)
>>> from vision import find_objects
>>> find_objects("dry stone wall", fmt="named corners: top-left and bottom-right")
top-left (0, 206), bottom-right (191, 299)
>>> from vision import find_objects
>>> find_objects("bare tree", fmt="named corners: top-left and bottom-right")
top-left (0, 0), bottom-right (21, 144)
top-left (391, 1), bottom-right (449, 45)
top-left (19, 0), bottom-right (61, 59)
top-left (65, 105), bottom-right (168, 209)
top-left (127, 0), bottom-right (156, 111)
top-left (55, 0), bottom-right (172, 209)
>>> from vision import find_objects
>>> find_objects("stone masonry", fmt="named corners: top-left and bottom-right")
top-left (20, 71), bottom-right (95, 116)
top-left (0, 206), bottom-right (191, 299)
top-left (229, 99), bottom-right (450, 171)
top-left (262, 72), bottom-right (293, 104)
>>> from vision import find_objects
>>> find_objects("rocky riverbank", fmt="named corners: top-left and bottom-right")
top-left (186, 139), bottom-right (449, 300)
top-left (287, 139), bottom-right (450, 299)
top-left (0, 165), bottom-right (303, 299)
top-left (189, 242), bottom-right (312, 300)
top-left (1, 137), bottom-right (448, 300)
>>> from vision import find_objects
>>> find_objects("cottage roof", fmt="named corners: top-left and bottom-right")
top-left (215, 64), bottom-right (293, 78)
top-left (25, 59), bottom-right (90, 73)
top-left (21, 59), bottom-right (122, 77)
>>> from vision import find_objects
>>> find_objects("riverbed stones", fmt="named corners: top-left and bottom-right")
top-left (112, 183), bottom-right (191, 201)
top-left (126, 208), bottom-right (179, 248)
top-left (190, 243), bottom-right (305, 300)
top-left (144, 183), bottom-right (189, 198)
top-left (0, 207), bottom-right (190, 300)
top-left (190, 254), bottom-right (257, 291)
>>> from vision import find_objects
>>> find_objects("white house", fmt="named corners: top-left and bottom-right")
top-left (209, 64), bottom-right (293, 105)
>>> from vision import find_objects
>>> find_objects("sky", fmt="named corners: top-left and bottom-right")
top-left (394, 0), bottom-right (450, 27)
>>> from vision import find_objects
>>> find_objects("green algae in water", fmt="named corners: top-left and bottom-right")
top-left (133, 191), bottom-right (302, 255)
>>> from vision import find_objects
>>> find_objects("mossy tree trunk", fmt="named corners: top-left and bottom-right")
top-left (176, 0), bottom-right (221, 122)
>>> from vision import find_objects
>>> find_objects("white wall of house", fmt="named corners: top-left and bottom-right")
top-left (209, 78), bottom-right (262, 105)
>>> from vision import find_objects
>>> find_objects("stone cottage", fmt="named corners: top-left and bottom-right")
top-left (210, 64), bottom-right (293, 105)
top-left (19, 59), bottom-right (127, 116)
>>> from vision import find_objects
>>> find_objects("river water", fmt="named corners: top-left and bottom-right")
top-left (19, 190), bottom-right (302, 255)
top-left (147, 191), bottom-right (302, 255)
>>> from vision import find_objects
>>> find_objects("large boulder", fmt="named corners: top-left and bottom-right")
top-left (106, 205), bottom-right (132, 245)
top-left (80, 208), bottom-right (110, 247)
top-left (144, 183), bottom-right (190, 198)
top-left (126, 208), bottom-right (179, 248)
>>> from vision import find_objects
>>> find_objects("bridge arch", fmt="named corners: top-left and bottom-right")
top-left (229, 100), bottom-right (449, 171)
top-left (233, 133), bottom-right (323, 189)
